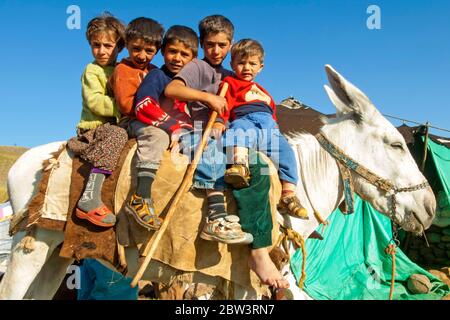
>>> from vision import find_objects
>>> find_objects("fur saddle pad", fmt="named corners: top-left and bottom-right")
top-left (58, 139), bottom-right (137, 267)
top-left (10, 139), bottom-right (136, 268)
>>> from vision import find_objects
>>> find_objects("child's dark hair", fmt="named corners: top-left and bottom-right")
top-left (198, 15), bottom-right (234, 45)
top-left (231, 39), bottom-right (265, 63)
top-left (161, 25), bottom-right (199, 58)
top-left (126, 17), bottom-right (164, 48)
top-left (86, 13), bottom-right (126, 51)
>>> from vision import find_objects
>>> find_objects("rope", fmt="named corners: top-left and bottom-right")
top-left (278, 227), bottom-right (307, 289)
top-left (43, 158), bottom-right (60, 171)
top-left (384, 114), bottom-right (450, 133)
top-left (385, 244), bottom-right (397, 300)
top-left (313, 210), bottom-right (329, 226)
top-left (19, 227), bottom-right (36, 253)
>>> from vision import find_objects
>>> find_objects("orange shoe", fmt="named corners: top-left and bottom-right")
top-left (75, 205), bottom-right (116, 227)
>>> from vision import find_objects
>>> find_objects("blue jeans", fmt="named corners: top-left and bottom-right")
top-left (223, 112), bottom-right (298, 184)
top-left (179, 130), bottom-right (226, 190)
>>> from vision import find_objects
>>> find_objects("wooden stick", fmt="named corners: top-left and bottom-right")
top-left (130, 83), bottom-right (229, 287)
top-left (420, 122), bottom-right (430, 172)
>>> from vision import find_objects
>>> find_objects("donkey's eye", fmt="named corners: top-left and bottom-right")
top-left (391, 142), bottom-right (404, 150)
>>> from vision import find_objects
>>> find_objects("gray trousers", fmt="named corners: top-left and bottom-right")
top-left (127, 119), bottom-right (170, 170)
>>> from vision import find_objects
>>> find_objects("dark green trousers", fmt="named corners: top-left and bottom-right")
top-left (232, 150), bottom-right (273, 249)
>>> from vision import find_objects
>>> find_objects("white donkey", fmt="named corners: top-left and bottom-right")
top-left (0, 65), bottom-right (436, 300)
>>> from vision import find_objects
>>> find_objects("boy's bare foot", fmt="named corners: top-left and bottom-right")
top-left (248, 248), bottom-right (290, 289)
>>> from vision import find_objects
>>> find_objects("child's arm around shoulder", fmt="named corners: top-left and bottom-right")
top-left (82, 64), bottom-right (119, 119)
top-left (164, 59), bottom-right (209, 105)
top-left (165, 79), bottom-right (227, 115)
top-left (164, 60), bottom-right (227, 115)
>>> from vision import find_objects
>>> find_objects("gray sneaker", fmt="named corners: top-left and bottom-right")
top-left (200, 215), bottom-right (253, 245)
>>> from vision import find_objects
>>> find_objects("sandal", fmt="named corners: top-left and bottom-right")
top-left (126, 194), bottom-right (162, 231)
top-left (277, 194), bottom-right (309, 220)
top-left (224, 164), bottom-right (251, 189)
top-left (75, 205), bottom-right (116, 227)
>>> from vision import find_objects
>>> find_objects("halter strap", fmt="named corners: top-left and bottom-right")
top-left (316, 133), bottom-right (394, 192)
top-left (336, 161), bottom-right (355, 214)
top-left (316, 132), bottom-right (392, 214)
top-left (315, 132), bottom-right (429, 223)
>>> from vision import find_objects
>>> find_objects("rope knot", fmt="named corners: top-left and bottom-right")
top-left (278, 227), bottom-right (307, 289)
top-left (385, 243), bottom-right (397, 255)
top-left (44, 158), bottom-right (59, 171)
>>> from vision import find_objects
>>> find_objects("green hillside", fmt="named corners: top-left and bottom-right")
top-left (0, 146), bottom-right (28, 203)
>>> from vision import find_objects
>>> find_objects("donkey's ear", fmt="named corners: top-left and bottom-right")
top-left (324, 85), bottom-right (353, 117)
top-left (325, 64), bottom-right (375, 119)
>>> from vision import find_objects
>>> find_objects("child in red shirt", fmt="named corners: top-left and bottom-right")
top-left (221, 39), bottom-right (309, 220)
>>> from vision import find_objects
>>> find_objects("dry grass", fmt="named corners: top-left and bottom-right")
top-left (0, 146), bottom-right (28, 203)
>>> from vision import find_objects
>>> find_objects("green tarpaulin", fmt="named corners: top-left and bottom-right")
top-left (290, 196), bottom-right (449, 300)
top-left (426, 138), bottom-right (450, 226)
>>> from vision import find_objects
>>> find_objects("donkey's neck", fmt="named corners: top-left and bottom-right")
top-left (285, 132), bottom-right (344, 238)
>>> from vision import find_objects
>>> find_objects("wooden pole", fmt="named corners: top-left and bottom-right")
top-left (130, 83), bottom-right (228, 288)
top-left (420, 122), bottom-right (430, 173)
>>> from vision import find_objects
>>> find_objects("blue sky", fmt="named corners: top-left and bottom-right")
top-left (1, 0), bottom-right (449, 148)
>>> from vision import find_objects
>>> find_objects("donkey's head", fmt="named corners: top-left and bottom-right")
top-left (321, 65), bottom-right (435, 234)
